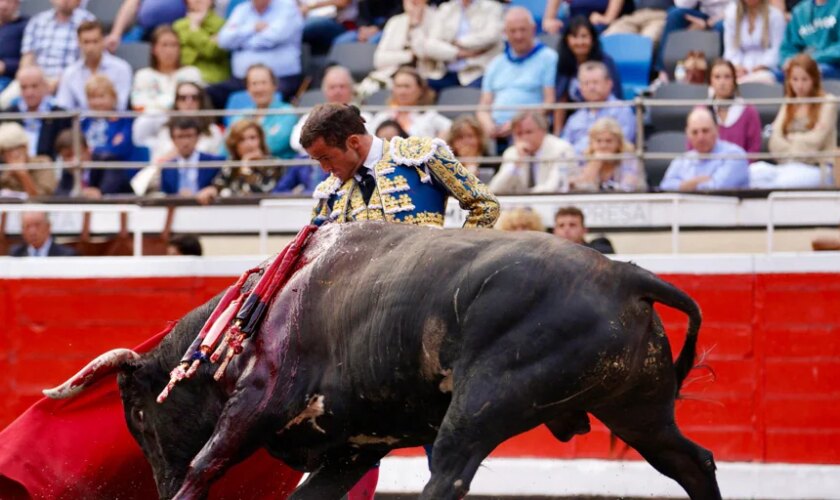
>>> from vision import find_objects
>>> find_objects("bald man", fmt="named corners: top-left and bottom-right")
top-left (660, 107), bottom-right (749, 191)
top-left (3, 66), bottom-right (72, 157)
top-left (477, 7), bottom-right (557, 145)
top-left (290, 65), bottom-right (373, 155)
top-left (9, 212), bottom-right (78, 257)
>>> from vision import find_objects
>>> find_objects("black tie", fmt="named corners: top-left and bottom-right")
top-left (358, 168), bottom-right (376, 205)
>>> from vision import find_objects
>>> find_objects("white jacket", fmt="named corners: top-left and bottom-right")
top-left (369, 7), bottom-right (436, 84)
top-left (489, 135), bottom-right (578, 194)
top-left (423, 0), bottom-right (504, 85)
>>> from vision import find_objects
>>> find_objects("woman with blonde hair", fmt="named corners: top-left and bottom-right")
top-left (369, 66), bottom-right (451, 139)
top-left (723, 0), bottom-right (786, 84)
top-left (0, 122), bottom-right (55, 196)
top-left (496, 206), bottom-right (544, 232)
top-left (446, 115), bottom-right (490, 176)
top-left (196, 120), bottom-right (279, 204)
top-left (570, 117), bottom-right (647, 192)
top-left (751, 54), bottom-right (838, 188)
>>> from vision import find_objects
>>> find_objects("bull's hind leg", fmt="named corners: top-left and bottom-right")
top-left (420, 376), bottom-right (542, 500)
top-left (289, 448), bottom-right (385, 500)
top-left (595, 403), bottom-right (722, 500)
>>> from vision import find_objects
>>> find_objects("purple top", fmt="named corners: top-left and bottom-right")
top-left (715, 103), bottom-right (762, 154)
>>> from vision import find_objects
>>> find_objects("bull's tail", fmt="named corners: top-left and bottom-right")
top-left (629, 265), bottom-right (702, 397)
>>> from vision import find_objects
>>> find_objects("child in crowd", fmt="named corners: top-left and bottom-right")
top-left (81, 75), bottom-right (135, 196)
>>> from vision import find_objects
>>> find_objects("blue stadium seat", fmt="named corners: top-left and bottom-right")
top-left (511, 0), bottom-right (548, 30)
top-left (601, 34), bottom-right (653, 100)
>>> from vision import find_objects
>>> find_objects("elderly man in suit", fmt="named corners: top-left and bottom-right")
top-left (9, 211), bottom-right (78, 257)
top-left (488, 110), bottom-right (576, 194)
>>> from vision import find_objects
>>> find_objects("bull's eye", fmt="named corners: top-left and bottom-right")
top-left (132, 407), bottom-right (145, 427)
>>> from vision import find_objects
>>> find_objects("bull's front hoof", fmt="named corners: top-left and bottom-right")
top-left (545, 412), bottom-right (591, 442)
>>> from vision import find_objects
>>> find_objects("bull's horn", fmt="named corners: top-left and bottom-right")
top-left (42, 348), bottom-right (140, 399)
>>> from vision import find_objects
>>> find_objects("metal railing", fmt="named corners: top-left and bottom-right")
top-left (1, 94), bottom-right (836, 175)
top-left (766, 191), bottom-right (840, 253)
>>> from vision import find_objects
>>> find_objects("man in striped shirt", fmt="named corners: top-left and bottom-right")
top-left (20, 0), bottom-right (95, 92)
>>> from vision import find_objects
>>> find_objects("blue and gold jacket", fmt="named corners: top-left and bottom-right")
top-left (311, 137), bottom-right (499, 228)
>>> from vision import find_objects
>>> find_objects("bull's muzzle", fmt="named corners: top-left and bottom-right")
top-left (42, 348), bottom-right (140, 399)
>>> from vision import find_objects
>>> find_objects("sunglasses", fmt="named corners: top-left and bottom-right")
top-left (176, 93), bottom-right (201, 101)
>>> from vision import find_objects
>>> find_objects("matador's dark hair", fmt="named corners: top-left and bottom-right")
top-left (299, 103), bottom-right (368, 150)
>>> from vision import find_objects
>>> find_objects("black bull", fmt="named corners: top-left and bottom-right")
top-left (47, 222), bottom-right (721, 499)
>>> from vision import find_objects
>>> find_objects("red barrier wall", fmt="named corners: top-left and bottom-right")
top-left (1, 273), bottom-right (838, 464)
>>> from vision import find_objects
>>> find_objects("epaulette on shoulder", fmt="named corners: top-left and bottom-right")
top-left (312, 175), bottom-right (343, 199)
top-left (389, 136), bottom-right (454, 166)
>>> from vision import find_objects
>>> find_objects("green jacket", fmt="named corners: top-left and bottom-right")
top-left (779, 0), bottom-right (840, 67)
top-left (173, 12), bottom-right (231, 84)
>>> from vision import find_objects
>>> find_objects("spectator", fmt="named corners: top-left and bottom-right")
top-left (0, 121), bottom-right (56, 196)
top-left (290, 66), bottom-right (373, 156)
top-left (422, 0), bottom-right (504, 92)
top-left (20, 0), bottom-right (95, 91)
top-left (660, 106), bottom-right (750, 191)
top-left (542, 0), bottom-right (623, 34)
top-left (477, 8), bottom-right (557, 149)
top-left (131, 25), bottom-right (203, 113)
top-left (488, 110), bottom-right (575, 194)
top-left (0, 0), bottom-right (27, 92)
top-left (369, 66), bottom-right (451, 139)
top-left (570, 117), bottom-right (647, 192)
top-left (133, 81), bottom-right (224, 164)
top-left (8, 211), bottom-right (77, 257)
top-left (603, 0), bottom-right (674, 44)
top-left (3, 66), bottom-right (71, 158)
top-left (167, 234), bottom-right (203, 255)
top-left (496, 206), bottom-right (544, 232)
top-left (55, 20), bottom-right (133, 110)
top-left (80, 74), bottom-right (135, 196)
top-left (105, 0), bottom-right (187, 52)
top-left (560, 61), bottom-right (636, 153)
top-left (300, 0), bottom-right (358, 56)
top-left (196, 119), bottom-right (280, 203)
top-left (723, 0), bottom-right (786, 85)
top-left (553, 206), bottom-right (615, 254)
top-left (365, 0), bottom-right (435, 92)
top-left (53, 128), bottom-right (91, 197)
top-left (751, 54), bottom-right (838, 188)
top-left (271, 163), bottom-right (327, 194)
top-left (554, 16), bottom-right (623, 112)
top-left (159, 116), bottom-right (223, 195)
top-left (374, 119), bottom-right (409, 140)
top-left (209, 0), bottom-right (304, 109)
top-left (226, 63), bottom-right (298, 159)
top-left (653, 0), bottom-right (728, 82)
top-left (708, 58), bottom-right (762, 154)
top-left (778, 0), bottom-right (840, 80)
top-left (447, 114), bottom-right (490, 176)
top-left (333, 0), bottom-right (402, 44)
top-left (173, 0), bottom-right (231, 84)
top-left (812, 229), bottom-right (840, 251)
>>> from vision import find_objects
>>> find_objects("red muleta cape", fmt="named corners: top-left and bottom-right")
top-left (0, 325), bottom-right (303, 499)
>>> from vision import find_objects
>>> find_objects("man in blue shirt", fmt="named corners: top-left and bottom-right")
top-left (560, 60), bottom-right (636, 153)
top-left (56, 21), bottom-right (133, 110)
top-left (207, 0), bottom-right (304, 109)
top-left (660, 107), bottom-right (749, 191)
top-left (477, 7), bottom-right (557, 151)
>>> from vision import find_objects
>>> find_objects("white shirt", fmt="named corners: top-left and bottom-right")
top-left (354, 136), bottom-right (384, 182)
top-left (177, 150), bottom-right (202, 194)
